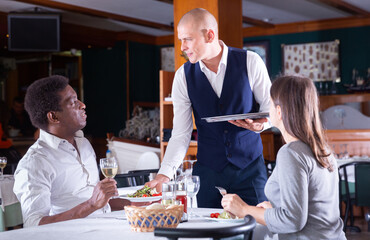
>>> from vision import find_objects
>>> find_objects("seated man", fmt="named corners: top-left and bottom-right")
top-left (13, 75), bottom-right (118, 227)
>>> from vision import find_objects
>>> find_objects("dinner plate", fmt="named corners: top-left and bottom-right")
top-left (204, 217), bottom-right (244, 223)
top-left (118, 195), bottom-right (162, 202)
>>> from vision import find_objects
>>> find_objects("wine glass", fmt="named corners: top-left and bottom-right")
top-left (182, 159), bottom-right (197, 177)
top-left (0, 157), bottom-right (7, 180)
top-left (100, 157), bottom-right (118, 179)
top-left (340, 144), bottom-right (349, 159)
top-left (186, 175), bottom-right (200, 218)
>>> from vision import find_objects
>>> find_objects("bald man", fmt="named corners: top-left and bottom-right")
top-left (147, 8), bottom-right (271, 208)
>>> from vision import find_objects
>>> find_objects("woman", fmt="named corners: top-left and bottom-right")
top-left (222, 75), bottom-right (346, 239)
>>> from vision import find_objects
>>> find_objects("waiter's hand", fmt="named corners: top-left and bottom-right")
top-left (228, 118), bottom-right (267, 131)
top-left (145, 174), bottom-right (170, 192)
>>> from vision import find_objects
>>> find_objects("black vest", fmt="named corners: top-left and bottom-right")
top-left (184, 47), bottom-right (263, 171)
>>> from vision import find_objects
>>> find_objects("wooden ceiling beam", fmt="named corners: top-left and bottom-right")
top-left (14, 0), bottom-right (174, 31)
top-left (315, 0), bottom-right (370, 17)
top-left (157, 0), bottom-right (275, 28)
top-left (242, 16), bottom-right (275, 28)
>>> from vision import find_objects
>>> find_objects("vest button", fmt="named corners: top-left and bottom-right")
top-left (224, 130), bottom-right (228, 134)
top-left (225, 142), bottom-right (230, 147)
top-left (227, 153), bottom-right (232, 158)
top-left (219, 104), bottom-right (223, 109)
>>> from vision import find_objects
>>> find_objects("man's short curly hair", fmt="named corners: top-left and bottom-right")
top-left (24, 75), bottom-right (69, 131)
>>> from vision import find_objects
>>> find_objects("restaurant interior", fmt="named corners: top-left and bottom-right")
top-left (0, 0), bottom-right (369, 239)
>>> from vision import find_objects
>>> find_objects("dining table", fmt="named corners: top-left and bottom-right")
top-left (0, 186), bottom-right (269, 240)
top-left (0, 174), bottom-right (23, 231)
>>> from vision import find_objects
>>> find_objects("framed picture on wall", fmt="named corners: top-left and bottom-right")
top-left (282, 40), bottom-right (340, 82)
top-left (243, 40), bottom-right (270, 71)
top-left (160, 46), bottom-right (175, 72)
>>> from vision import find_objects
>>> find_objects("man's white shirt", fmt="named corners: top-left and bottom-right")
top-left (13, 129), bottom-right (110, 227)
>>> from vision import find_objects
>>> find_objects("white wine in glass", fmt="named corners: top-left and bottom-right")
top-left (100, 157), bottom-right (118, 179)
top-left (0, 157), bottom-right (7, 180)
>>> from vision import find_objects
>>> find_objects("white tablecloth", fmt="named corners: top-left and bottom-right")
top-left (0, 175), bottom-right (18, 211)
top-left (0, 207), bottom-right (268, 240)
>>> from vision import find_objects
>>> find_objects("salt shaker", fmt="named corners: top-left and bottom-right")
top-left (161, 181), bottom-right (175, 206)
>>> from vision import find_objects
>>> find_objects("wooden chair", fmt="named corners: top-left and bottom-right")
top-left (154, 215), bottom-right (256, 240)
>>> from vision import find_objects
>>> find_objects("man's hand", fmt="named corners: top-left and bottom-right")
top-left (88, 178), bottom-right (118, 210)
top-left (221, 194), bottom-right (249, 219)
top-left (145, 174), bottom-right (170, 192)
top-left (39, 178), bottom-right (118, 226)
top-left (228, 118), bottom-right (267, 131)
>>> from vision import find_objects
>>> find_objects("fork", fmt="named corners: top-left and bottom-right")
top-left (215, 186), bottom-right (227, 196)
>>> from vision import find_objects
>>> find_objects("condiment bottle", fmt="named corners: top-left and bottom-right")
top-left (161, 181), bottom-right (175, 206)
top-left (175, 181), bottom-right (188, 222)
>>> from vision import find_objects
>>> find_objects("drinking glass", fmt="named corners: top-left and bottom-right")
top-left (186, 175), bottom-right (200, 218)
top-left (182, 159), bottom-right (197, 177)
top-left (0, 157), bottom-right (7, 180)
top-left (341, 144), bottom-right (349, 159)
top-left (100, 157), bottom-right (118, 179)
top-left (162, 181), bottom-right (175, 206)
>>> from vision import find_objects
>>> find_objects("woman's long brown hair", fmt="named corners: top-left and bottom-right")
top-left (270, 75), bottom-right (333, 171)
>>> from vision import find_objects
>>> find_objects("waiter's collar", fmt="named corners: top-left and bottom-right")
top-left (199, 40), bottom-right (228, 73)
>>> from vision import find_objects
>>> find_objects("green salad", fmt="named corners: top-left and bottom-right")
top-left (127, 185), bottom-right (160, 198)
top-left (218, 211), bottom-right (239, 219)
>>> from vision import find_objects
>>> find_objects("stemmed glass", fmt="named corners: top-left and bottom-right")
top-left (186, 175), bottom-right (200, 218)
top-left (0, 157), bottom-right (7, 180)
top-left (174, 159), bottom-right (197, 181)
top-left (100, 157), bottom-right (118, 179)
top-left (340, 144), bottom-right (349, 159)
top-left (182, 159), bottom-right (197, 177)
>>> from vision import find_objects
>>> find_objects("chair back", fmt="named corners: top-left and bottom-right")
top-left (154, 215), bottom-right (256, 240)
top-left (114, 169), bottom-right (158, 187)
top-left (355, 163), bottom-right (370, 206)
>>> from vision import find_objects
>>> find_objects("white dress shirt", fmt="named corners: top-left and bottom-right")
top-left (158, 42), bottom-right (272, 178)
top-left (13, 129), bottom-right (110, 227)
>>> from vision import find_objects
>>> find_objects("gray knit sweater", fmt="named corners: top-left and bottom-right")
top-left (264, 141), bottom-right (346, 240)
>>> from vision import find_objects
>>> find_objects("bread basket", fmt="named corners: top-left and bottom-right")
top-left (124, 205), bottom-right (184, 232)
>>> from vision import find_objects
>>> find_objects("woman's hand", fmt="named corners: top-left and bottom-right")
top-left (221, 194), bottom-right (249, 218)
top-left (256, 201), bottom-right (272, 209)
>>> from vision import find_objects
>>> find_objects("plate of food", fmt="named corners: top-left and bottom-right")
top-left (119, 185), bottom-right (162, 202)
top-left (204, 211), bottom-right (244, 223)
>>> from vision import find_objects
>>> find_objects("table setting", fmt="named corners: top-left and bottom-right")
top-left (0, 157), bottom-right (19, 211)
top-left (0, 156), bottom-right (268, 239)
top-left (0, 156), bottom-right (23, 231)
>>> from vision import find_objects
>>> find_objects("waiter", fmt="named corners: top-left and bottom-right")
top-left (147, 8), bottom-right (271, 208)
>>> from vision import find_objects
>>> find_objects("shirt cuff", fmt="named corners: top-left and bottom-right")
top-left (254, 119), bottom-right (271, 134)
top-left (24, 214), bottom-right (43, 228)
top-left (158, 164), bottom-right (175, 180)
